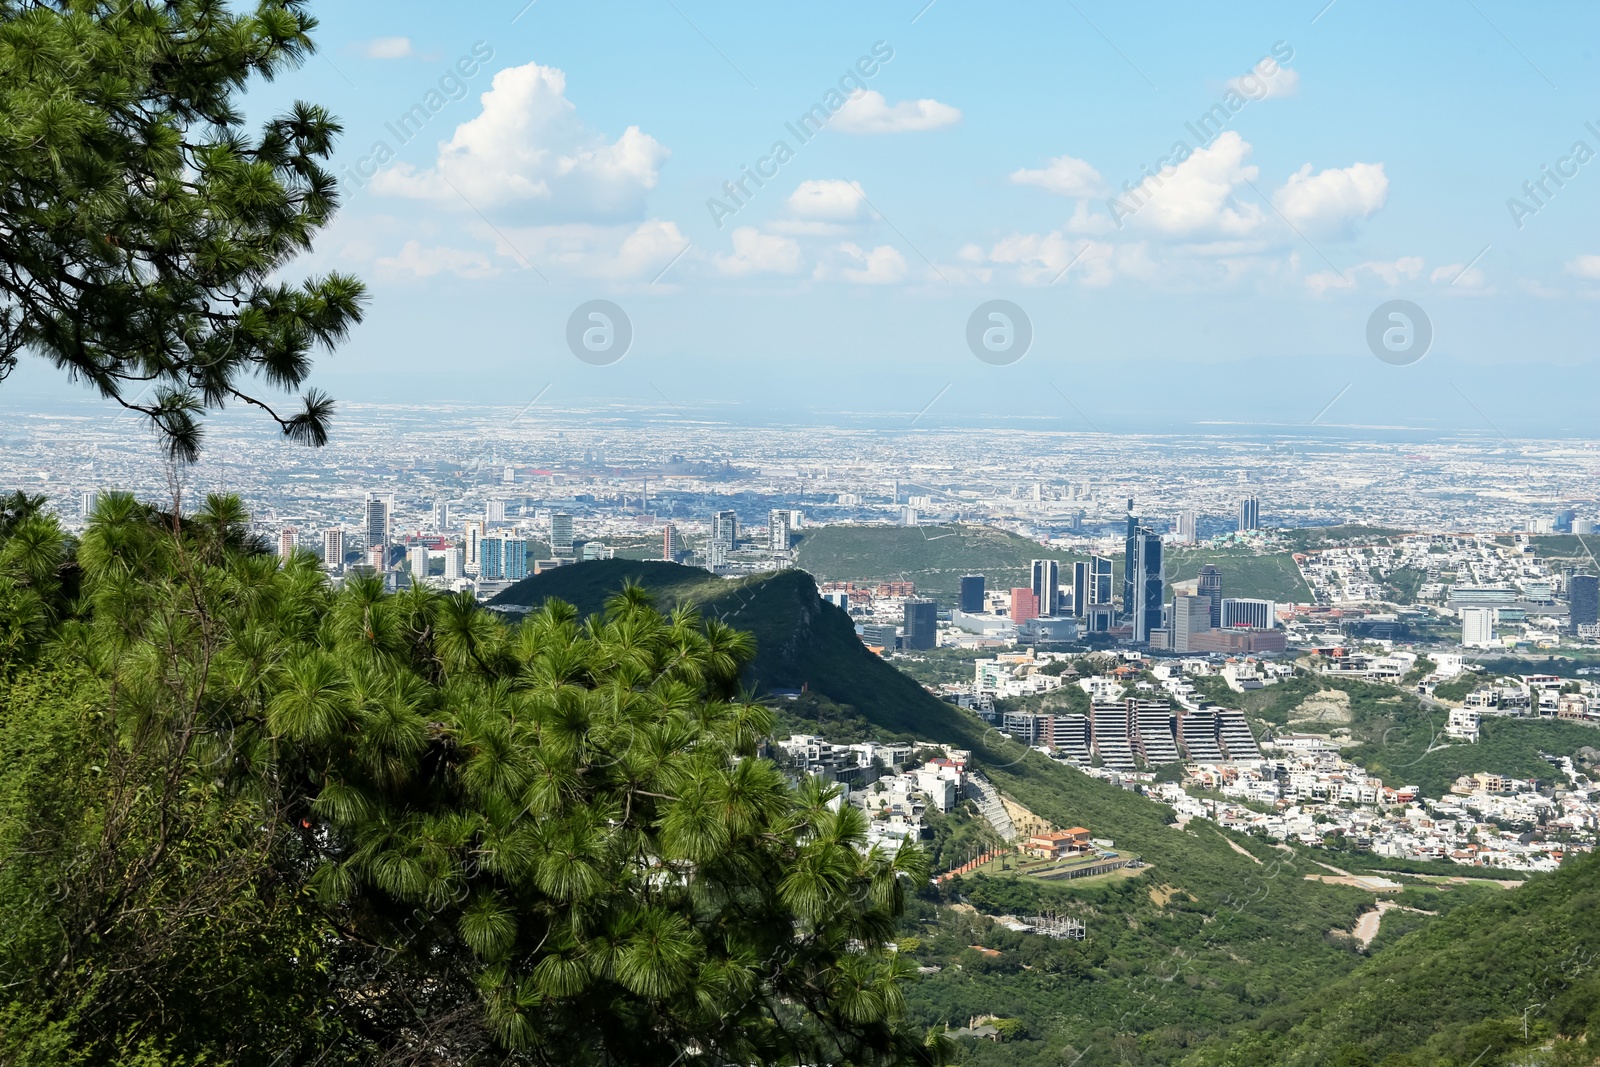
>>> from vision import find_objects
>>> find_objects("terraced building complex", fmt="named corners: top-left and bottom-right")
top-left (1002, 698), bottom-right (1261, 769)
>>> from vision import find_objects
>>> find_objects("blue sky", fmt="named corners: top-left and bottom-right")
top-left (15, 0), bottom-right (1600, 434)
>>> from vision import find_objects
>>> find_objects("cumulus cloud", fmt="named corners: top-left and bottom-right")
top-left (362, 36), bottom-right (414, 60)
top-left (375, 240), bottom-right (498, 280)
top-left (1224, 64), bottom-right (1299, 100)
top-left (1566, 255), bottom-right (1600, 280)
top-left (372, 62), bottom-right (668, 221)
top-left (1431, 262), bottom-right (1487, 288)
top-left (715, 227), bottom-right (803, 276)
top-left (1122, 131), bottom-right (1264, 236)
top-left (479, 219), bottom-right (687, 280)
top-left (833, 90), bottom-right (961, 133)
top-left (818, 243), bottom-right (907, 284)
top-left (786, 179), bottom-right (867, 221)
top-left (1273, 161), bottom-right (1388, 237)
top-left (1304, 256), bottom-right (1424, 296)
top-left (1010, 155), bottom-right (1104, 198)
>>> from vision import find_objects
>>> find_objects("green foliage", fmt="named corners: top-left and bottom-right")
top-left (0, 0), bottom-right (366, 458)
top-left (0, 496), bottom-right (940, 1065)
top-left (1162, 546), bottom-right (1314, 604)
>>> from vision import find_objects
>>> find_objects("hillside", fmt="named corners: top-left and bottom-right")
top-left (492, 562), bottom-right (1397, 1062)
top-left (792, 523), bottom-right (1312, 606)
top-left (1185, 851), bottom-right (1600, 1066)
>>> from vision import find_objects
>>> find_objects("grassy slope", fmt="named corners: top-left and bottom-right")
top-left (1185, 851), bottom-right (1600, 1066)
top-left (792, 523), bottom-right (1313, 605)
top-left (493, 562), bottom-right (1381, 1059)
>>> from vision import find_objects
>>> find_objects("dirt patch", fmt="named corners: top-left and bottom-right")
top-left (1290, 689), bottom-right (1352, 725)
top-left (1149, 884), bottom-right (1180, 907)
top-left (999, 794), bottom-right (1051, 839)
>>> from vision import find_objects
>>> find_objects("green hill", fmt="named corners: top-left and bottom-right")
top-left (792, 523), bottom-right (1313, 606)
top-left (492, 562), bottom-right (1398, 1062)
top-left (1185, 851), bottom-right (1600, 1066)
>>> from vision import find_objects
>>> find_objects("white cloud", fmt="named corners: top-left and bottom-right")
top-left (787, 179), bottom-right (867, 221)
top-left (1010, 155), bottom-right (1104, 198)
top-left (1273, 162), bottom-right (1388, 237)
top-left (1224, 64), bottom-right (1299, 100)
top-left (1431, 262), bottom-right (1487, 288)
top-left (480, 219), bottom-right (688, 280)
top-left (715, 227), bottom-right (803, 276)
top-left (1566, 255), bottom-right (1600, 280)
top-left (363, 36), bottom-right (414, 60)
top-left (1304, 256), bottom-right (1423, 296)
top-left (375, 240), bottom-right (498, 279)
top-left (820, 243), bottom-right (907, 284)
top-left (833, 91), bottom-right (961, 133)
top-left (372, 62), bottom-right (668, 221)
top-left (1122, 131), bottom-right (1264, 236)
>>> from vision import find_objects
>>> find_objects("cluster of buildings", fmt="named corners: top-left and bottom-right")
top-left (1154, 745), bottom-right (1597, 871)
top-left (771, 735), bottom-right (969, 854)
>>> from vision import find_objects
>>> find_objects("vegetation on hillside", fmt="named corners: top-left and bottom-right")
top-left (0, 495), bottom-right (939, 1066)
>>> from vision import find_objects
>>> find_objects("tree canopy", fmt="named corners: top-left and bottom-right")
top-left (0, 0), bottom-right (365, 459)
top-left (0, 494), bottom-right (942, 1066)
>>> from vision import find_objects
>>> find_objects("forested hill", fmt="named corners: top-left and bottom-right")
top-left (1185, 850), bottom-right (1600, 1066)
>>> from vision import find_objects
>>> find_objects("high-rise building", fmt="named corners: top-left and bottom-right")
top-left (485, 499), bottom-right (507, 525)
top-left (480, 537), bottom-right (506, 580)
top-left (321, 528), bottom-right (344, 573)
top-left (1071, 561), bottom-right (1089, 618)
top-left (1011, 587), bottom-right (1040, 625)
top-left (1461, 606), bottom-right (1497, 648)
top-left (1171, 594), bottom-right (1213, 652)
top-left (861, 623), bottom-right (898, 651)
top-left (80, 490), bottom-right (98, 519)
top-left (1031, 559), bottom-right (1061, 617)
top-left (364, 494), bottom-right (390, 552)
top-left (408, 544), bottom-right (430, 580)
top-left (1089, 556), bottom-right (1113, 609)
top-left (366, 545), bottom-right (386, 573)
top-left (1129, 532), bottom-right (1164, 644)
top-left (503, 538), bottom-right (528, 582)
top-left (278, 527), bottom-right (297, 560)
top-left (433, 500), bottom-right (450, 531)
top-left (1176, 510), bottom-right (1197, 543)
top-left (1123, 501), bottom-right (1139, 613)
top-left (1197, 564), bottom-right (1223, 628)
top-left (443, 546), bottom-right (464, 580)
top-left (550, 513), bottom-right (574, 557)
top-left (1238, 495), bottom-right (1260, 533)
top-left (768, 509), bottom-right (792, 554)
top-left (959, 574), bottom-right (986, 614)
top-left (1221, 598), bottom-right (1275, 630)
top-left (1569, 574), bottom-right (1599, 634)
top-left (1576, 518), bottom-right (1596, 536)
top-left (713, 510), bottom-right (738, 547)
top-left (663, 524), bottom-right (679, 561)
top-left (903, 598), bottom-right (938, 650)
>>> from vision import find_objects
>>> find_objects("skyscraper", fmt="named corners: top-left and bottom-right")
top-left (503, 539), bottom-right (528, 582)
top-left (959, 574), bottom-right (986, 614)
top-left (713, 509), bottom-right (738, 547)
top-left (408, 544), bottom-right (430, 581)
top-left (1171, 594), bottom-right (1212, 652)
top-left (1129, 532), bottom-right (1164, 644)
top-left (480, 537), bottom-right (505, 580)
top-left (465, 521), bottom-right (484, 575)
top-left (433, 500), bottom-right (450, 531)
top-left (366, 545), bottom-right (386, 573)
top-left (903, 598), bottom-right (938, 650)
top-left (1238, 495), bottom-right (1260, 533)
top-left (443, 546), bottom-right (464, 580)
top-left (1031, 559), bottom-right (1060, 616)
top-left (321, 528), bottom-right (344, 573)
top-left (1570, 574), bottom-right (1599, 634)
top-left (1011, 587), bottom-right (1039, 624)
top-left (1089, 556), bottom-right (1113, 609)
top-left (1461, 606), bottom-right (1496, 648)
top-left (1123, 500), bottom-right (1138, 613)
top-left (768, 509), bottom-right (791, 554)
top-left (80, 490), bottom-right (98, 519)
top-left (1176, 510), bottom-right (1197, 543)
top-left (1071, 561), bottom-right (1089, 618)
top-left (662, 524), bottom-right (679, 561)
top-left (485, 499), bottom-right (507, 525)
top-left (364, 494), bottom-right (390, 552)
top-left (1197, 564), bottom-right (1223, 628)
top-left (278, 527), bottom-right (297, 560)
top-left (551, 513), bottom-right (574, 557)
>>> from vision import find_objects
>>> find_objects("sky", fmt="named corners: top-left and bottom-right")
top-left (13, 0), bottom-right (1600, 435)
